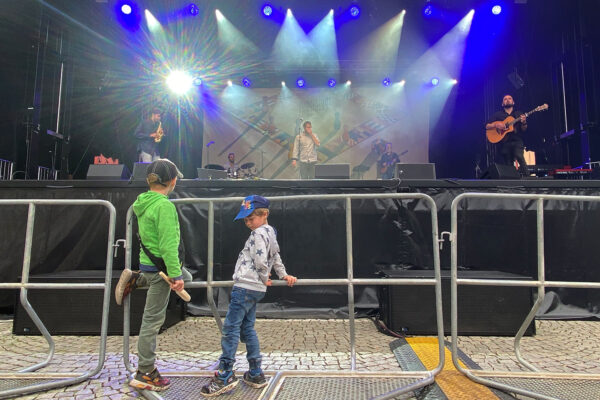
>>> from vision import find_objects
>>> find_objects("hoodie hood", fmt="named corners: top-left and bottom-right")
top-left (133, 191), bottom-right (168, 218)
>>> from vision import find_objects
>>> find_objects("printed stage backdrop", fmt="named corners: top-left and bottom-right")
top-left (202, 87), bottom-right (430, 179)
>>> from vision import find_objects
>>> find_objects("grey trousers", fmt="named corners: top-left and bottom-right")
top-left (137, 267), bottom-right (192, 373)
top-left (298, 161), bottom-right (316, 179)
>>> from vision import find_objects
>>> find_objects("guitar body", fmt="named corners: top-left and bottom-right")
top-left (486, 116), bottom-right (515, 144)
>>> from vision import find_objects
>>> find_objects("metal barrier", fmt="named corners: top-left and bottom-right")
top-left (37, 166), bottom-right (57, 180)
top-left (0, 159), bottom-right (13, 180)
top-left (119, 193), bottom-right (445, 400)
top-left (0, 199), bottom-right (117, 399)
top-left (449, 193), bottom-right (600, 400)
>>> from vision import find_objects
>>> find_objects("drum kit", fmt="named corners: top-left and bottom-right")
top-left (229, 162), bottom-right (258, 179)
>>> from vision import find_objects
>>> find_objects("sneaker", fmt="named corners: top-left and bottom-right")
top-left (200, 371), bottom-right (238, 397)
top-left (115, 269), bottom-right (140, 305)
top-left (129, 368), bottom-right (171, 391)
top-left (243, 371), bottom-right (267, 388)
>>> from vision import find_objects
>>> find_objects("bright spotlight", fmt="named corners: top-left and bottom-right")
top-left (327, 79), bottom-right (336, 88)
top-left (296, 78), bottom-right (305, 88)
top-left (166, 71), bottom-right (193, 95)
top-left (188, 3), bottom-right (199, 16)
top-left (423, 5), bottom-right (433, 17)
top-left (121, 4), bottom-right (132, 15)
top-left (227, 80), bottom-right (233, 87)
top-left (281, 81), bottom-right (286, 87)
top-left (492, 5), bottom-right (502, 15)
top-left (350, 6), bottom-right (360, 18)
top-left (382, 77), bottom-right (391, 87)
top-left (192, 76), bottom-right (203, 86)
top-left (262, 5), bottom-right (273, 16)
top-left (399, 80), bottom-right (406, 86)
top-left (287, 9), bottom-right (292, 16)
top-left (430, 77), bottom-right (439, 86)
top-left (451, 79), bottom-right (458, 85)
top-left (242, 77), bottom-right (252, 87)
top-left (346, 80), bottom-right (352, 85)
top-left (215, 9), bottom-right (224, 21)
top-left (145, 9), bottom-right (160, 30)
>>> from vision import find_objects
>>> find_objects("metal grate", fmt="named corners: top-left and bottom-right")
top-left (157, 376), bottom-right (267, 400)
top-left (275, 377), bottom-right (420, 400)
top-left (0, 378), bottom-right (64, 392)
top-left (489, 377), bottom-right (600, 400)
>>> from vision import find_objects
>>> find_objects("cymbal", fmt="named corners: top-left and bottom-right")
top-left (241, 162), bottom-right (255, 169)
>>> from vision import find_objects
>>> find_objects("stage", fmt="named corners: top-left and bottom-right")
top-left (1, 178), bottom-right (599, 320)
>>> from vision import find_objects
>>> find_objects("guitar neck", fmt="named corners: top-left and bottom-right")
top-left (507, 108), bottom-right (537, 127)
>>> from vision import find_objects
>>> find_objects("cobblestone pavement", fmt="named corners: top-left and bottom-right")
top-left (0, 318), bottom-right (598, 399)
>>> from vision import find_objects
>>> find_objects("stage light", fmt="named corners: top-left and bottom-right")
top-left (451, 78), bottom-right (458, 85)
top-left (346, 80), bottom-right (352, 85)
top-left (166, 71), bottom-right (193, 95)
top-left (215, 9), bottom-right (224, 21)
top-left (192, 76), bottom-right (203, 86)
top-left (423, 4), bottom-right (433, 17)
top-left (287, 9), bottom-right (292, 16)
top-left (121, 4), bottom-right (132, 15)
top-left (188, 3), bottom-right (199, 16)
top-left (382, 77), bottom-right (391, 87)
top-left (296, 78), bottom-right (305, 88)
top-left (430, 77), bottom-right (439, 86)
top-left (350, 6), bottom-right (360, 18)
top-left (327, 79), bottom-right (336, 88)
top-left (281, 81), bottom-right (286, 87)
top-left (399, 80), bottom-right (406, 86)
top-left (242, 77), bottom-right (252, 87)
top-left (262, 5), bottom-right (273, 16)
top-left (492, 5), bottom-right (502, 15)
top-left (227, 80), bottom-right (233, 86)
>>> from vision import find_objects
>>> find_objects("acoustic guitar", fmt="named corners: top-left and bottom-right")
top-left (486, 104), bottom-right (548, 144)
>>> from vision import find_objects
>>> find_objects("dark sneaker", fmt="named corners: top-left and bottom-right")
top-left (115, 269), bottom-right (140, 305)
top-left (243, 371), bottom-right (267, 388)
top-left (200, 371), bottom-right (238, 397)
top-left (129, 368), bottom-right (171, 391)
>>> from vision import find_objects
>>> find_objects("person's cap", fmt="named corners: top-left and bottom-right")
top-left (146, 158), bottom-right (183, 185)
top-left (234, 195), bottom-right (269, 220)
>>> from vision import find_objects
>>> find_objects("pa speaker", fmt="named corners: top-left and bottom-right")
top-left (132, 162), bottom-right (150, 181)
top-left (315, 163), bottom-right (350, 179)
top-left (86, 164), bottom-right (130, 180)
top-left (13, 270), bottom-right (186, 335)
top-left (379, 269), bottom-right (535, 336)
top-left (483, 163), bottom-right (520, 179)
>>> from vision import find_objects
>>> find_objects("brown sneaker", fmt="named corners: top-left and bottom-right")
top-left (129, 368), bottom-right (171, 391)
top-left (115, 269), bottom-right (140, 305)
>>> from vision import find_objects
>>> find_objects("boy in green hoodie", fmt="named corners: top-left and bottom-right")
top-left (115, 158), bottom-right (191, 392)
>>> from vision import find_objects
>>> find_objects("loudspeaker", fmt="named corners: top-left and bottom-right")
top-left (13, 270), bottom-right (186, 335)
top-left (315, 163), bottom-right (350, 179)
top-left (132, 162), bottom-right (150, 180)
top-left (379, 269), bottom-right (535, 336)
top-left (482, 163), bottom-right (521, 179)
top-left (395, 163), bottom-right (436, 179)
top-left (86, 164), bottom-right (131, 180)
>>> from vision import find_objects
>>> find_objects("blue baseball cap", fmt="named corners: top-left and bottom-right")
top-left (234, 195), bottom-right (270, 220)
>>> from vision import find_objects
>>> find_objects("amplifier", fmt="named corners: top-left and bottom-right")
top-left (13, 270), bottom-right (186, 336)
top-left (379, 269), bottom-right (535, 336)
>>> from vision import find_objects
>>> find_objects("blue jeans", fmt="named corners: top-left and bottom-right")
top-left (218, 286), bottom-right (265, 373)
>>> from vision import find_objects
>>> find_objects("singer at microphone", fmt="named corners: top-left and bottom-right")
top-left (291, 120), bottom-right (320, 179)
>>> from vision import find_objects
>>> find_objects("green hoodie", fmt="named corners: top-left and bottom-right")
top-left (133, 191), bottom-right (182, 279)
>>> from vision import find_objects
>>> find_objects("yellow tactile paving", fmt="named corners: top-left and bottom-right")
top-left (406, 337), bottom-right (500, 399)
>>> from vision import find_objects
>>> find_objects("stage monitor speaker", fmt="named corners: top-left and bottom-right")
top-left (197, 168), bottom-right (228, 180)
top-left (395, 163), bottom-right (436, 179)
top-left (132, 162), bottom-right (150, 180)
top-left (13, 270), bottom-right (186, 335)
top-left (379, 269), bottom-right (535, 336)
top-left (315, 163), bottom-right (350, 179)
top-left (483, 163), bottom-right (521, 179)
top-left (86, 164), bottom-right (131, 180)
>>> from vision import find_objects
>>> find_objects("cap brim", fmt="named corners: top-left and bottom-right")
top-left (234, 208), bottom-right (253, 221)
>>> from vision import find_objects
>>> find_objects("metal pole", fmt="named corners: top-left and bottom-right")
top-left (345, 197), bottom-right (356, 371)
top-left (207, 201), bottom-right (223, 331)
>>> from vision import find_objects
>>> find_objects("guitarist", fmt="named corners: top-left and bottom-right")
top-left (486, 95), bottom-right (528, 176)
top-left (378, 142), bottom-right (401, 179)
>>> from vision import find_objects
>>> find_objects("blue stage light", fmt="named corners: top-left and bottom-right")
top-left (382, 77), bottom-right (391, 87)
top-left (296, 78), bottom-right (305, 88)
top-left (431, 77), bottom-right (439, 86)
top-left (262, 5), bottom-right (273, 16)
top-left (192, 77), bottom-right (203, 86)
top-left (423, 4), bottom-right (433, 17)
top-left (350, 6), bottom-right (360, 18)
top-left (121, 4), bottom-right (132, 15)
top-left (242, 77), bottom-right (252, 87)
top-left (327, 79), bottom-right (336, 88)
top-left (492, 5), bottom-right (502, 15)
top-left (188, 3), bottom-right (199, 16)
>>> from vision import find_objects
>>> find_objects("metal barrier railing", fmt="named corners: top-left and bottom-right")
top-left (0, 159), bottom-right (13, 180)
top-left (37, 166), bottom-right (57, 180)
top-left (119, 193), bottom-right (445, 400)
top-left (0, 199), bottom-right (117, 399)
top-left (450, 193), bottom-right (600, 400)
